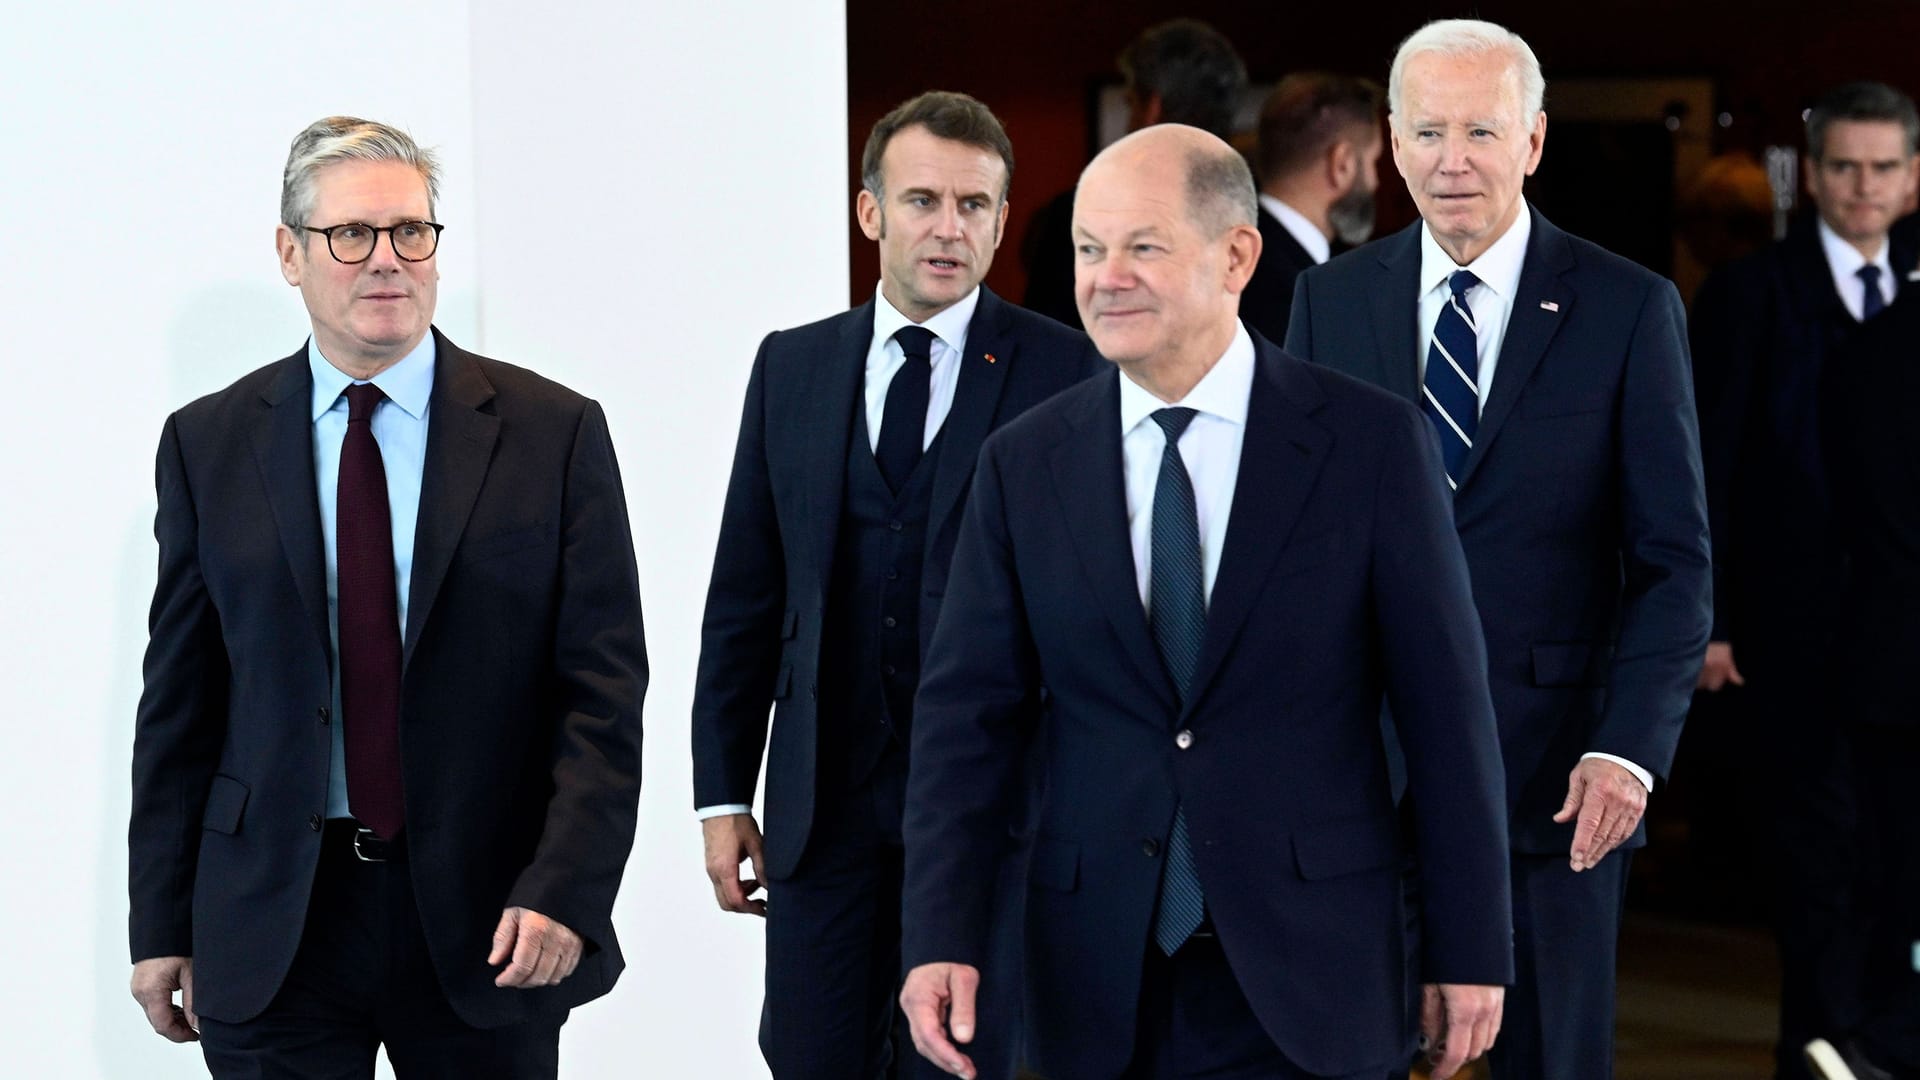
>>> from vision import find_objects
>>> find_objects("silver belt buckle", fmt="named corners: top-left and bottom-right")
top-left (352, 827), bottom-right (387, 862)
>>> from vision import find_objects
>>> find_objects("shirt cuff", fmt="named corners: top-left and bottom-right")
top-left (695, 803), bottom-right (753, 820)
top-left (1581, 752), bottom-right (1653, 792)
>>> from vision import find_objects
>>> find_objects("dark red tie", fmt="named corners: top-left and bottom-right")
top-left (338, 383), bottom-right (405, 838)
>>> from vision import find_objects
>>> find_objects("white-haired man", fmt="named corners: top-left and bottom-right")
top-left (1287, 19), bottom-right (1712, 1079)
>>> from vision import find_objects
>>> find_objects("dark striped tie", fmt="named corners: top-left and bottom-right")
top-left (1422, 269), bottom-right (1481, 488)
top-left (1147, 406), bottom-right (1207, 955)
top-left (1859, 264), bottom-right (1886, 320)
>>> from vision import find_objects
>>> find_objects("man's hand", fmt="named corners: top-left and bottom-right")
top-left (1696, 640), bottom-right (1744, 691)
top-left (1420, 982), bottom-right (1503, 1079)
top-left (489, 908), bottom-right (583, 988)
top-left (702, 813), bottom-right (767, 916)
top-left (1552, 757), bottom-right (1649, 871)
top-left (131, 956), bottom-right (197, 1042)
top-left (900, 962), bottom-right (980, 1078)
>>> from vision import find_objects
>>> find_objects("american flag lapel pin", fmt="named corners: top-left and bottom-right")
top-left (1540, 300), bottom-right (1560, 313)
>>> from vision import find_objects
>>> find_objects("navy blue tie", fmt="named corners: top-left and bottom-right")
top-left (1859, 264), bottom-right (1886, 321)
top-left (1146, 407), bottom-right (1206, 955)
top-left (876, 326), bottom-right (935, 491)
top-left (1422, 269), bottom-right (1481, 488)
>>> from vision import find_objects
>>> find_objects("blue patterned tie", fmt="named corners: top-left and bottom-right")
top-left (1147, 407), bottom-right (1207, 955)
top-left (1422, 269), bottom-right (1481, 488)
top-left (1859, 264), bottom-right (1886, 321)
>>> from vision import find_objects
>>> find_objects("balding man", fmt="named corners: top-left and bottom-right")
top-left (900, 125), bottom-right (1512, 1080)
top-left (1287, 19), bottom-right (1711, 1079)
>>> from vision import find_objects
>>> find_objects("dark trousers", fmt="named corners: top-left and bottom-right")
top-left (1121, 932), bottom-right (1381, 1080)
top-left (1850, 723), bottom-right (1920, 1069)
top-left (198, 822), bottom-right (562, 1079)
top-left (1750, 674), bottom-right (1866, 1080)
top-left (762, 757), bottom-right (952, 1080)
top-left (1488, 851), bottom-right (1630, 1080)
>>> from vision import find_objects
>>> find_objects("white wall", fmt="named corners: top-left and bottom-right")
top-left (0, 2), bottom-right (844, 1075)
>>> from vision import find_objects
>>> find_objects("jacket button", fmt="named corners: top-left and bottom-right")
top-left (883, 664), bottom-right (897, 677)
top-left (885, 567), bottom-right (899, 581)
top-left (1175, 729), bottom-right (1194, 749)
top-left (1142, 838), bottom-right (1159, 857)
top-left (308, 814), bottom-right (323, 831)
top-left (316, 705), bottom-right (330, 725)
top-left (889, 520), bottom-right (904, 532)
top-left (883, 616), bottom-right (898, 629)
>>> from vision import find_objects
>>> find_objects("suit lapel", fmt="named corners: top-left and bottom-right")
top-left (1368, 226), bottom-right (1424, 401)
top-left (1456, 209), bottom-right (1574, 490)
top-left (928, 288), bottom-right (1015, 540)
top-left (1185, 344), bottom-right (1330, 712)
top-left (403, 331), bottom-right (500, 668)
top-left (807, 303), bottom-right (874, 585)
top-left (1049, 377), bottom-right (1178, 713)
top-left (251, 350), bottom-right (332, 663)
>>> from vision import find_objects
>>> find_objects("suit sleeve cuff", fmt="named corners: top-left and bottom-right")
top-left (696, 803), bottom-right (753, 820)
top-left (1581, 752), bottom-right (1653, 792)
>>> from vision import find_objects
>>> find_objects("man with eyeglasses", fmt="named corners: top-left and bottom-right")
top-left (127, 116), bottom-right (647, 1078)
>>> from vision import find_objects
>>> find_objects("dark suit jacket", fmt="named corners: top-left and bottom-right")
top-left (128, 328), bottom-right (647, 1027)
top-left (692, 286), bottom-right (1101, 879)
top-left (1287, 208), bottom-right (1712, 854)
top-left (902, 340), bottom-right (1512, 1077)
top-left (1239, 205), bottom-right (1319, 346)
top-left (1691, 218), bottom-right (1914, 662)
top-left (1824, 290), bottom-right (1920, 728)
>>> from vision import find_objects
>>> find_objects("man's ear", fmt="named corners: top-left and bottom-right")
top-left (276, 224), bottom-right (304, 286)
top-left (856, 189), bottom-right (883, 242)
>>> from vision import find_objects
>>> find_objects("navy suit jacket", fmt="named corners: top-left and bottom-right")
top-left (129, 329), bottom-right (648, 1027)
top-left (1690, 218), bottom-right (1913, 658)
top-left (1238, 206), bottom-right (1318, 347)
top-left (692, 286), bottom-right (1101, 879)
top-left (902, 339), bottom-right (1512, 1077)
top-left (1287, 208), bottom-right (1712, 853)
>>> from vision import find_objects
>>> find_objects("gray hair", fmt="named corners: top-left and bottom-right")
top-left (1185, 142), bottom-right (1258, 238)
top-left (1388, 19), bottom-right (1545, 127)
top-left (280, 116), bottom-right (441, 229)
top-left (1807, 81), bottom-right (1920, 160)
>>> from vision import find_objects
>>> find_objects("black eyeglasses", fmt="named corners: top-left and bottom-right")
top-left (299, 220), bottom-right (444, 264)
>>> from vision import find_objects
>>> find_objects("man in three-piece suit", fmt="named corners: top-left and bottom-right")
top-left (1286, 20), bottom-right (1712, 1080)
top-left (128, 117), bottom-right (647, 1077)
top-left (1238, 72), bottom-right (1384, 345)
top-left (1689, 81), bottom-right (1919, 1080)
top-left (901, 123), bottom-right (1512, 1080)
top-left (692, 91), bottom-right (1101, 1080)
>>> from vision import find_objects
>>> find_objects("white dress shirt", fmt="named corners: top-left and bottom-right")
top-left (1414, 204), bottom-right (1531, 407)
top-left (1415, 205), bottom-right (1651, 792)
top-left (1818, 218), bottom-right (1897, 322)
top-left (696, 285), bottom-right (981, 821)
top-left (1119, 322), bottom-right (1255, 610)
top-left (1258, 194), bottom-right (1331, 266)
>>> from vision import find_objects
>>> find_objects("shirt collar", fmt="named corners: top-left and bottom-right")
top-left (1258, 194), bottom-right (1331, 265)
top-left (1118, 320), bottom-right (1256, 436)
top-left (870, 282), bottom-right (981, 356)
top-left (1817, 216), bottom-right (1891, 280)
top-left (1418, 201), bottom-right (1532, 301)
top-left (308, 332), bottom-right (437, 422)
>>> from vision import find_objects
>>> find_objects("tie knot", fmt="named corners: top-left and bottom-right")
top-left (1448, 269), bottom-right (1480, 301)
top-left (1859, 264), bottom-right (1883, 288)
top-left (894, 325), bottom-right (936, 362)
top-left (1151, 406), bottom-right (1198, 444)
top-left (344, 382), bottom-right (385, 423)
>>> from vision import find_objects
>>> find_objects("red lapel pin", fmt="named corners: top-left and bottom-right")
top-left (985, 353), bottom-right (997, 364)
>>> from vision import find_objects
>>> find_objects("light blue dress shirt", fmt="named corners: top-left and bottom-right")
top-left (308, 335), bottom-right (435, 819)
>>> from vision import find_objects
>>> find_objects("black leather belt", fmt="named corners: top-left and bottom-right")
top-left (326, 819), bottom-right (405, 862)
